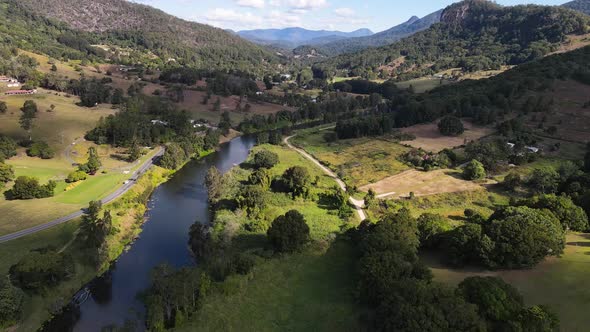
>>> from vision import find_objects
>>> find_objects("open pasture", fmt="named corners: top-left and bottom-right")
top-left (400, 120), bottom-right (495, 152)
top-left (360, 169), bottom-right (483, 198)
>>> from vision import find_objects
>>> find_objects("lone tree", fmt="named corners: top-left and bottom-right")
top-left (83, 147), bottom-right (102, 175)
top-left (19, 100), bottom-right (38, 140)
top-left (282, 166), bottom-right (310, 198)
top-left (0, 101), bottom-right (7, 114)
top-left (438, 115), bottom-right (465, 136)
top-left (267, 210), bottom-right (310, 253)
top-left (252, 150), bottom-right (279, 169)
top-left (463, 159), bottom-right (486, 180)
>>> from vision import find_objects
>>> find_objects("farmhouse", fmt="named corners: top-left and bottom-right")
top-left (4, 89), bottom-right (37, 95)
top-left (0, 76), bottom-right (17, 83)
top-left (150, 120), bottom-right (169, 126)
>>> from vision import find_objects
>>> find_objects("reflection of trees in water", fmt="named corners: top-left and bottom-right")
top-left (90, 269), bottom-right (113, 305)
top-left (39, 303), bottom-right (81, 332)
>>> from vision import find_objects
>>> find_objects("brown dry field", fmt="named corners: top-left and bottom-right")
top-left (400, 121), bottom-right (495, 152)
top-left (359, 169), bottom-right (482, 198)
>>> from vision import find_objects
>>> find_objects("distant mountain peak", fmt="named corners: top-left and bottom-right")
top-left (407, 16), bottom-right (420, 24)
top-left (441, 0), bottom-right (500, 25)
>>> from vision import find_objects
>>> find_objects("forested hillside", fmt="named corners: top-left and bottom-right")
top-left (315, 0), bottom-right (589, 80)
top-left (333, 45), bottom-right (590, 139)
top-left (299, 10), bottom-right (442, 56)
top-left (564, 0), bottom-right (590, 15)
top-left (13, 0), bottom-right (277, 74)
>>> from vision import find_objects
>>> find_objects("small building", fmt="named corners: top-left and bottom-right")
top-left (255, 91), bottom-right (264, 96)
top-left (150, 120), bottom-right (169, 126)
top-left (507, 142), bottom-right (515, 149)
top-left (525, 146), bottom-right (540, 153)
top-left (5, 89), bottom-right (36, 96)
top-left (280, 73), bottom-right (292, 80)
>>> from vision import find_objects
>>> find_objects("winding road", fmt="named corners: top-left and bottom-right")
top-left (284, 136), bottom-right (367, 221)
top-left (0, 147), bottom-right (164, 244)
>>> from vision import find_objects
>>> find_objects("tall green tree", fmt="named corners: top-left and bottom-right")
top-left (267, 210), bottom-right (310, 253)
top-left (205, 166), bottom-right (223, 204)
top-left (282, 166), bottom-right (310, 198)
top-left (19, 100), bottom-right (37, 140)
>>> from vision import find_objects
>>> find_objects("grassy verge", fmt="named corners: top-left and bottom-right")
top-left (182, 240), bottom-right (360, 332)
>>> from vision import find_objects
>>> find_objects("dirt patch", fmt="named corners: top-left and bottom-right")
top-left (401, 121), bottom-right (495, 152)
top-left (360, 169), bottom-right (482, 198)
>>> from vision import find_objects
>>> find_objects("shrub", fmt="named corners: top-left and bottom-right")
top-left (463, 159), bottom-right (486, 180)
top-left (0, 277), bottom-right (24, 328)
top-left (438, 115), bottom-right (465, 136)
top-left (503, 172), bottom-right (522, 190)
top-left (527, 167), bottom-right (560, 194)
top-left (252, 150), bottom-right (279, 169)
top-left (66, 170), bottom-right (88, 183)
top-left (26, 141), bottom-right (55, 159)
top-left (417, 213), bottom-right (452, 249)
top-left (267, 210), bottom-right (310, 253)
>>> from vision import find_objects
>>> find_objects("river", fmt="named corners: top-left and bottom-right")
top-left (42, 136), bottom-right (256, 331)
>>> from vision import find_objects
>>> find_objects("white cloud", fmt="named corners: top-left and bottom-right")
top-left (202, 7), bottom-right (302, 30)
top-left (235, 0), bottom-right (265, 9)
top-left (268, 0), bottom-right (327, 10)
top-left (334, 7), bottom-right (355, 18)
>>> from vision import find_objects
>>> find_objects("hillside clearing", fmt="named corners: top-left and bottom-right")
top-left (400, 121), bottom-right (495, 152)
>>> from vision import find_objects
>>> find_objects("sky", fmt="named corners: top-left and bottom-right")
top-left (132, 0), bottom-right (569, 33)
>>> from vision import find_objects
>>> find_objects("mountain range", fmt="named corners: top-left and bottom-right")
top-left (317, 0), bottom-right (590, 80)
top-left (10, 0), bottom-right (277, 74)
top-left (299, 10), bottom-right (443, 56)
top-left (237, 27), bottom-right (374, 49)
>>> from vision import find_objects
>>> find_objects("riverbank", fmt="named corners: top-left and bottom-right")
top-left (3, 144), bottom-right (221, 331)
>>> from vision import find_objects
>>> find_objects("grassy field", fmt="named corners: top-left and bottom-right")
top-left (400, 120), bottom-right (495, 152)
top-left (186, 142), bottom-right (362, 331)
top-left (225, 144), bottom-right (356, 238)
top-left (291, 128), bottom-right (411, 187)
top-left (395, 77), bottom-right (452, 93)
top-left (425, 233), bottom-right (590, 332)
top-left (183, 240), bottom-right (360, 332)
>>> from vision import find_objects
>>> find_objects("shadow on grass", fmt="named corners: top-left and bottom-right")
top-left (566, 242), bottom-right (590, 247)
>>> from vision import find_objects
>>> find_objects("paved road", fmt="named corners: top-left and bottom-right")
top-left (284, 136), bottom-right (367, 221)
top-left (0, 147), bottom-right (164, 244)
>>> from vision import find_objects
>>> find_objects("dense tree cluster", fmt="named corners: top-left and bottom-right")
top-left (25, 141), bottom-right (55, 159)
top-left (0, 163), bottom-right (15, 188)
top-left (80, 201), bottom-right (115, 267)
top-left (438, 115), bottom-right (465, 136)
top-left (0, 136), bottom-right (17, 162)
top-left (5, 176), bottom-right (56, 200)
top-left (442, 206), bottom-right (565, 268)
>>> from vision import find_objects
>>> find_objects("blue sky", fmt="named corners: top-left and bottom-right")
top-left (133, 0), bottom-right (568, 32)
